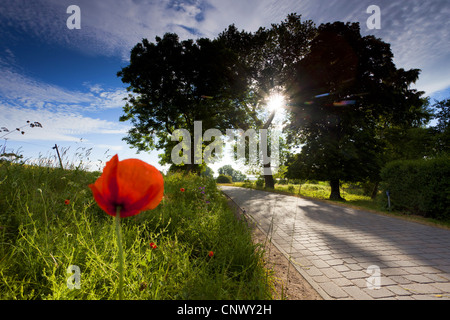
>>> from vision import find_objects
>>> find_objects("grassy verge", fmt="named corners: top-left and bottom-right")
top-left (0, 162), bottom-right (273, 299)
top-left (230, 181), bottom-right (450, 229)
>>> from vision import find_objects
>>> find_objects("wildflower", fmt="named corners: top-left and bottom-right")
top-left (140, 281), bottom-right (147, 291)
top-left (88, 154), bottom-right (164, 300)
top-left (64, 199), bottom-right (70, 205)
top-left (88, 154), bottom-right (164, 218)
top-left (208, 251), bottom-right (214, 257)
top-left (149, 242), bottom-right (157, 249)
top-left (180, 188), bottom-right (185, 192)
top-left (205, 200), bottom-right (210, 204)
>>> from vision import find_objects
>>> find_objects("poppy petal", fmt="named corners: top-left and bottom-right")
top-left (89, 182), bottom-right (116, 216)
top-left (89, 154), bottom-right (164, 218)
top-left (103, 154), bottom-right (120, 202)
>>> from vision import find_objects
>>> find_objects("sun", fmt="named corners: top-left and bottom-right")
top-left (266, 93), bottom-right (286, 112)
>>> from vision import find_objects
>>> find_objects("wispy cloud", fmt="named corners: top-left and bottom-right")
top-left (1, 0), bottom-right (449, 94)
top-left (0, 69), bottom-right (129, 142)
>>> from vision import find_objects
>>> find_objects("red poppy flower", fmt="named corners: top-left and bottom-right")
top-left (180, 188), bottom-right (185, 192)
top-left (64, 199), bottom-right (70, 205)
top-left (89, 154), bottom-right (164, 218)
top-left (149, 242), bottom-right (157, 249)
top-left (208, 251), bottom-right (214, 257)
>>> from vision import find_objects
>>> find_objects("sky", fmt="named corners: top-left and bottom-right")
top-left (0, 0), bottom-right (449, 175)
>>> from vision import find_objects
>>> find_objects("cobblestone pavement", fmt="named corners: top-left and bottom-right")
top-left (220, 186), bottom-right (450, 300)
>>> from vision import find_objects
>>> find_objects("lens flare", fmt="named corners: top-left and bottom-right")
top-left (267, 93), bottom-right (286, 111)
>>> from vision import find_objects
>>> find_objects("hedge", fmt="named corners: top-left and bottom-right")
top-left (380, 156), bottom-right (450, 220)
top-left (216, 174), bottom-right (232, 183)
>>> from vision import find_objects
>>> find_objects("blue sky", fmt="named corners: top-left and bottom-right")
top-left (0, 0), bottom-right (449, 174)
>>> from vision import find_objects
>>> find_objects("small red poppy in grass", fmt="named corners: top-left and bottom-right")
top-left (89, 154), bottom-right (164, 218)
top-left (208, 251), bottom-right (214, 257)
top-left (149, 242), bottom-right (157, 249)
top-left (88, 154), bottom-right (164, 299)
top-left (64, 199), bottom-right (70, 205)
top-left (180, 188), bottom-right (185, 192)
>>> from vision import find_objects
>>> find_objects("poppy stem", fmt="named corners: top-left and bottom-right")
top-left (115, 206), bottom-right (124, 300)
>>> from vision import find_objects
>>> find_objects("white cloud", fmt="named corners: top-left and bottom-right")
top-left (0, 69), bottom-right (130, 142)
top-left (0, 68), bottom-right (128, 111)
top-left (1, 0), bottom-right (449, 96)
top-left (0, 102), bottom-right (128, 142)
top-left (95, 144), bottom-right (124, 151)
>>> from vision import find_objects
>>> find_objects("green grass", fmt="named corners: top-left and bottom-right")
top-left (0, 162), bottom-right (273, 300)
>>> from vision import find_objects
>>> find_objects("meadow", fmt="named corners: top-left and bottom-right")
top-left (0, 161), bottom-right (274, 300)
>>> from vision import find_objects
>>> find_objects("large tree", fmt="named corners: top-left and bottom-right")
top-left (117, 33), bottom-right (256, 173)
top-left (285, 22), bottom-right (427, 200)
top-left (217, 13), bottom-right (316, 188)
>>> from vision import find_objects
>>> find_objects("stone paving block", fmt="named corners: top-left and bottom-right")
top-left (381, 267), bottom-right (409, 276)
top-left (384, 285), bottom-right (412, 296)
top-left (393, 260), bottom-right (419, 267)
top-left (436, 265), bottom-right (450, 273)
top-left (342, 270), bottom-right (369, 280)
top-left (342, 257), bottom-right (357, 264)
top-left (351, 278), bottom-right (368, 288)
top-left (431, 282), bottom-right (450, 293)
top-left (413, 266), bottom-right (445, 274)
top-left (342, 286), bottom-right (373, 300)
top-left (311, 259), bottom-right (329, 269)
top-left (321, 267), bottom-right (342, 279)
top-left (327, 259), bottom-right (344, 266)
top-left (363, 287), bottom-right (396, 299)
top-left (334, 264), bottom-right (351, 272)
top-left (402, 283), bottom-right (441, 294)
top-left (314, 250), bottom-right (333, 256)
top-left (312, 275), bottom-right (330, 283)
top-left (380, 276), bottom-right (397, 286)
top-left (331, 277), bottom-right (354, 287)
top-left (425, 273), bottom-right (450, 282)
top-left (399, 266), bottom-right (426, 275)
top-left (346, 263), bottom-right (364, 271)
top-left (389, 275), bottom-right (412, 285)
top-left (320, 282), bottom-right (349, 299)
top-left (305, 266), bottom-right (323, 277)
top-left (318, 254), bottom-right (335, 261)
top-left (403, 274), bottom-right (434, 284)
top-left (410, 294), bottom-right (442, 300)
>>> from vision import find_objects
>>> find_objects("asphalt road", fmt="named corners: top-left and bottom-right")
top-left (220, 186), bottom-right (450, 300)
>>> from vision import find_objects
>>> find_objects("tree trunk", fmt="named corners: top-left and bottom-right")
top-left (263, 163), bottom-right (275, 189)
top-left (329, 179), bottom-right (344, 201)
top-left (262, 110), bottom-right (276, 190)
top-left (370, 181), bottom-right (379, 199)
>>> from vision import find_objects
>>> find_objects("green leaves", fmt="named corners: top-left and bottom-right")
top-left (285, 22), bottom-right (428, 199)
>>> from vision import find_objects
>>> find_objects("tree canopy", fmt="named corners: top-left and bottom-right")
top-left (117, 33), bottom-right (257, 172)
top-left (284, 22), bottom-right (428, 199)
top-left (218, 164), bottom-right (247, 182)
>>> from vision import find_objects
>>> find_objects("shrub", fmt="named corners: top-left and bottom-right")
top-left (380, 156), bottom-right (450, 220)
top-left (216, 174), bottom-right (232, 183)
top-left (255, 176), bottom-right (264, 188)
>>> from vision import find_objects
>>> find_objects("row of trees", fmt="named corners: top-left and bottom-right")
top-left (117, 13), bottom-right (447, 200)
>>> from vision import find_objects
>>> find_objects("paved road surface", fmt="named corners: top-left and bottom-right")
top-left (220, 186), bottom-right (450, 300)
